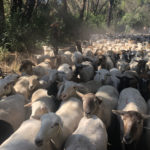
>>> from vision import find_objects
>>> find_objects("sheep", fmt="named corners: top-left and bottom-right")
top-left (0, 73), bottom-right (19, 98)
top-left (33, 59), bottom-right (52, 77)
top-left (58, 51), bottom-right (73, 65)
top-left (56, 80), bottom-right (90, 101)
top-left (0, 94), bottom-right (26, 144)
top-left (71, 51), bottom-right (83, 64)
top-left (0, 119), bottom-right (53, 150)
top-left (117, 70), bottom-right (139, 92)
top-left (145, 99), bottom-right (150, 150)
top-left (110, 68), bottom-right (121, 89)
top-left (116, 59), bottom-right (130, 72)
top-left (35, 97), bottom-right (83, 150)
top-left (57, 63), bottom-right (73, 81)
top-left (64, 115), bottom-right (108, 150)
top-left (99, 54), bottom-right (114, 70)
top-left (24, 89), bottom-right (57, 119)
top-left (75, 61), bottom-right (95, 82)
top-left (112, 88), bottom-right (149, 150)
top-left (94, 69), bottom-right (113, 85)
top-left (81, 80), bottom-right (102, 93)
top-left (76, 85), bottom-right (119, 128)
top-left (14, 75), bottom-right (40, 99)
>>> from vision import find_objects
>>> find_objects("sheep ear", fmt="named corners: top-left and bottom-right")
top-left (95, 96), bottom-right (102, 104)
top-left (112, 110), bottom-right (126, 116)
top-left (24, 103), bottom-right (32, 107)
top-left (141, 114), bottom-right (150, 120)
top-left (76, 91), bottom-right (84, 98)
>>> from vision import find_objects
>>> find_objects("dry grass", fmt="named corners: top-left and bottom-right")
top-left (0, 51), bottom-right (37, 75)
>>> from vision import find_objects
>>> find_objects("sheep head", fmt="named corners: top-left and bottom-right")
top-left (30, 101), bottom-right (49, 119)
top-left (112, 110), bottom-right (150, 144)
top-left (76, 91), bottom-right (102, 118)
top-left (35, 112), bottom-right (62, 147)
top-left (28, 75), bottom-right (39, 91)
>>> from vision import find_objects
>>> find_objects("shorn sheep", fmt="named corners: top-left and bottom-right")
top-left (77, 85), bottom-right (119, 128)
top-left (113, 87), bottom-right (150, 150)
top-left (35, 97), bottom-right (83, 150)
top-left (0, 94), bottom-right (26, 144)
top-left (14, 75), bottom-right (39, 99)
top-left (64, 115), bottom-right (108, 150)
top-left (24, 89), bottom-right (57, 119)
top-left (0, 119), bottom-right (53, 150)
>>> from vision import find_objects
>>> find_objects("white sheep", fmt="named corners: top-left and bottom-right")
top-left (71, 51), bottom-right (83, 64)
top-left (77, 85), bottom-right (119, 128)
top-left (64, 115), bottom-right (108, 150)
top-left (14, 75), bottom-right (39, 99)
top-left (144, 99), bottom-right (150, 150)
top-left (25, 89), bottom-right (57, 119)
top-left (35, 97), bottom-right (83, 150)
top-left (112, 88), bottom-right (149, 148)
top-left (33, 59), bottom-right (52, 77)
top-left (110, 68), bottom-right (121, 89)
top-left (57, 63), bottom-right (73, 81)
top-left (57, 51), bottom-right (73, 65)
top-left (56, 80), bottom-right (90, 101)
top-left (0, 74), bottom-right (19, 98)
top-left (0, 119), bottom-right (53, 150)
top-left (94, 69), bottom-right (113, 85)
top-left (0, 94), bottom-right (26, 131)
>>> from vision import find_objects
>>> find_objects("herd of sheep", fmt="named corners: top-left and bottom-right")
top-left (0, 33), bottom-right (150, 150)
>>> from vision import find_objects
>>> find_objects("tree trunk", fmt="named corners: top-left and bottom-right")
top-left (107, 0), bottom-right (114, 27)
top-left (80, 0), bottom-right (87, 21)
top-left (97, 0), bottom-right (109, 15)
top-left (11, 0), bottom-right (23, 16)
top-left (23, 0), bottom-right (35, 22)
top-left (94, 0), bottom-right (100, 15)
top-left (0, 0), bottom-right (5, 38)
top-left (62, 0), bottom-right (68, 14)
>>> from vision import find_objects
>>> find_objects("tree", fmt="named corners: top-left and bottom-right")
top-left (107, 0), bottom-right (114, 27)
top-left (0, 0), bottom-right (5, 38)
top-left (23, 0), bottom-right (35, 22)
top-left (62, 0), bottom-right (68, 14)
top-left (11, 0), bottom-right (23, 17)
top-left (80, 0), bottom-right (87, 20)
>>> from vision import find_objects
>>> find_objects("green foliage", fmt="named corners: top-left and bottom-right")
top-left (1, 0), bottom-right (150, 52)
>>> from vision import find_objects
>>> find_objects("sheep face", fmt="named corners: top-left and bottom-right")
top-left (113, 110), bottom-right (150, 145)
top-left (57, 81), bottom-right (79, 101)
top-left (76, 92), bottom-right (102, 118)
top-left (94, 69), bottom-right (111, 84)
top-left (28, 75), bottom-right (39, 91)
top-left (0, 82), bottom-right (14, 97)
top-left (35, 113), bottom-right (62, 147)
top-left (30, 101), bottom-right (49, 119)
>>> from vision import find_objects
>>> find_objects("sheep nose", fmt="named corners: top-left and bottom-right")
top-left (124, 136), bottom-right (132, 144)
top-left (35, 138), bottom-right (43, 147)
top-left (85, 112), bottom-right (91, 118)
top-left (29, 85), bottom-right (34, 90)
